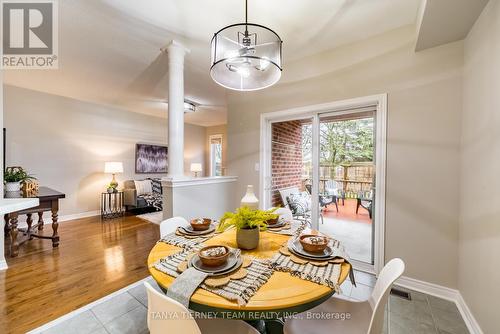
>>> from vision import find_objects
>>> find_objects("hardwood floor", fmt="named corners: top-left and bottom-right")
top-left (0, 214), bottom-right (159, 334)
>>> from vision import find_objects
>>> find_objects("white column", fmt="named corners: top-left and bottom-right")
top-left (165, 41), bottom-right (189, 179)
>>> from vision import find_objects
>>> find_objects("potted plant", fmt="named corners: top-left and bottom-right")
top-left (217, 206), bottom-right (278, 250)
top-left (4, 166), bottom-right (36, 192)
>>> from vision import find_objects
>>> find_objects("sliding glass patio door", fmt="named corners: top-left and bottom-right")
top-left (268, 117), bottom-right (314, 216)
top-left (315, 108), bottom-right (376, 265)
top-left (261, 95), bottom-right (386, 273)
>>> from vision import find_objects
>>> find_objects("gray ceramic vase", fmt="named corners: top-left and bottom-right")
top-left (236, 227), bottom-right (260, 250)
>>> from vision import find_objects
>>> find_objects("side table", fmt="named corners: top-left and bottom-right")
top-left (101, 191), bottom-right (125, 219)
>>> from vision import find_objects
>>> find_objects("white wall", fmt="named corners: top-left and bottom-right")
top-left (226, 26), bottom-right (463, 288)
top-left (3, 85), bottom-right (206, 217)
top-left (459, 0), bottom-right (500, 332)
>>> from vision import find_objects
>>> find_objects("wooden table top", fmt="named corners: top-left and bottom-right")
top-left (148, 228), bottom-right (351, 312)
top-left (4, 186), bottom-right (65, 200)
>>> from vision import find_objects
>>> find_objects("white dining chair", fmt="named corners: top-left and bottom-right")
top-left (159, 216), bottom-right (189, 238)
top-left (283, 258), bottom-right (405, 334)
top-left (269, 207), bottom-right (294, 222)
top-left (144, 282), bottom-right (259, 334)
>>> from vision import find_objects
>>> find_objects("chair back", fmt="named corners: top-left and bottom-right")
top-left (367, 258), bottom-right (405, 334)
top-left (278, 187), bottom-right (300, 208)
top-left (160, 216), bottom-right (189, 238)
top-left (269, 207), bottom-right (294, 222)
top-left (325, 180), bottom-right (340, 196)
top-left (325, 179), bottom-right (336, 190)
top-left (144, 282), bottom-right (201, 334)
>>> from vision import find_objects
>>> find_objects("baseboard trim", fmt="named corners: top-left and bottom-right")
top-left (455, 293), bottom-right (484, 334)
top-left (59, 210), bottom-right (100, 222)
top-left (0, 259), bottom-right (8, 270)
top-left (396, 276), bottom-right (483, 334)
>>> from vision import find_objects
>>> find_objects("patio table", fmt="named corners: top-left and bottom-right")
top-left (148, 228), bottom-right (351, 331)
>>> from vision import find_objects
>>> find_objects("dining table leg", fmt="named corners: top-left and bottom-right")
top-left (51, 201), bottom-right (60, 248)
top-left (246, 319), bottom-right (284, 334)
top-left (26, 213), bottom-right (33, 239)
top-left (4, 215), bottom-right (10, 237)
top-left (9, 212), bottom-right (20, 257)
top-left (38, 211), bottom-right (44, 230)
top-left (264, 319), bottom-right (284, 334)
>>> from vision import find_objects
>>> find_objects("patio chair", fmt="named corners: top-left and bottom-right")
top-left (305, 184), bottom-right (338, 212)
top-left (356, 190), bottom-right (373, 219)
top-left (278, 186), bottom-right (324, 225)
top-left (325, 179), bottom-right (344, 205)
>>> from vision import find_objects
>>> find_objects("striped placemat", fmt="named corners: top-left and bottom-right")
top-left (270, 253), bottom-right (343, 291)
top-left (270, 239), bottom-right (356, 291)
top-left (153, 250), bottom-right (273, 305)
top-left (158, 233), bottom-right (210, 250)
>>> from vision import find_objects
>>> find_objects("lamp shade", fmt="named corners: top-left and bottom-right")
top-left (210, 23), bottom-right (282, 91)
top-left (104, 162), bottom-right (123, 174)
top-left (190, 163), bottom-right (203, 173)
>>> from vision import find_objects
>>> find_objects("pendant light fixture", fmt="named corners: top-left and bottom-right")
top-left (210, 0), bottom-right (283, 91)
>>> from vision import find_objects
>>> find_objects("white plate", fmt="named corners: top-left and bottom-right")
top-left (189, 252), bottom-right (242, 276)
top-left (289, 238), bottom-right (334, 259)
top-left (178, 224), bottom-right (216, 236)
top-left (266, 220), bottom-right (287, 229)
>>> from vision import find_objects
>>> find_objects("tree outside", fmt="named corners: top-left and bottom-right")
top-left (302, 117), bottom-right (374, 175)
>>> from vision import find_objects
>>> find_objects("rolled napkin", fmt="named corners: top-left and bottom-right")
top-left (166, 267), bottom-right (209, 308)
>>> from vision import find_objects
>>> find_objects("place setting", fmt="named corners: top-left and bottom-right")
top-left (265, 215), bottom-right (290, 230)
top-left (176, 218), bottom-right (217, 238)
top-left (159, 218), bottom-right (219, 250)
top-left (271, 232), bottom-right (356, 289)
top-left (154, 243), bottom-right (273, 307)
top-left (265, 215), bottom-right (308, 236)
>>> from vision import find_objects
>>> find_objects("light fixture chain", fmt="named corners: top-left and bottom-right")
top-left (245, 0), bottom-right (248, 35)
top-left (245, 0), bottom-right (248, 24)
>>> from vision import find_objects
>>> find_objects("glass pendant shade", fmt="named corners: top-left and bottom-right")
top-left (210, 23), bottom-right (282, 91)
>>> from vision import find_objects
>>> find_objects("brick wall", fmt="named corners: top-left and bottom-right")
top-left (271, 121), bottom-right (303, 206)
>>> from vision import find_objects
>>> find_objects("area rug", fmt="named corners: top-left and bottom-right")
top-left (136, 211), bottom-right (163, 225)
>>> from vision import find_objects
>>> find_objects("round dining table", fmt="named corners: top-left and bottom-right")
top-left (148, 228), bottom-right (351, 331)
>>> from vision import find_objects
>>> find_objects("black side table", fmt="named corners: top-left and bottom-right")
top-left (101, 191), bottom-right (125, 219)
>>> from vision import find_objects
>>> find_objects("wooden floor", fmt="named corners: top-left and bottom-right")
top-left (0, 214), bottom-right (159, 334)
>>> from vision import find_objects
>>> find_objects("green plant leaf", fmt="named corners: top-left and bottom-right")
top-left (217, 206), bottom-right (280, 232)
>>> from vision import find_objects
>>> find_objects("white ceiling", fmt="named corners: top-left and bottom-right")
top-left (4, 0), bottom-right (422, 126)
top-left (415, 0), bottom-right (489, 51)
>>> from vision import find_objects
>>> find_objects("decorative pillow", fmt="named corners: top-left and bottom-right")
top-left (149, 178), bottom-right (162, 195)
top-left (134, 180), bottom-right (153, 196)
top-left (287, 192), bottom-right (311, 215)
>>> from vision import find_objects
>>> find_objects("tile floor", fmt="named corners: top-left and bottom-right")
top-left (32, 271), bottom-right (470, 334)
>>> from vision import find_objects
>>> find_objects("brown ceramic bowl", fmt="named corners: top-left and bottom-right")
top-left (299, 234), bottom-right (329, 253)
top-left (198, 245), bottom-right (230, 267)
top-left (190, 218), bottom-right (212, 231)
top-left (266, 216), bottom-right (279, 226)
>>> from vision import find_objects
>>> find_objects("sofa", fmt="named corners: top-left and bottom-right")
top-left (123, 178), bottom-right (163, 212)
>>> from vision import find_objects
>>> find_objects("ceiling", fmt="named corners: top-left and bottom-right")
top-left (416, 0), bottom-right (489, 51)
top-left (4, 0), bottom-right (422, 126)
